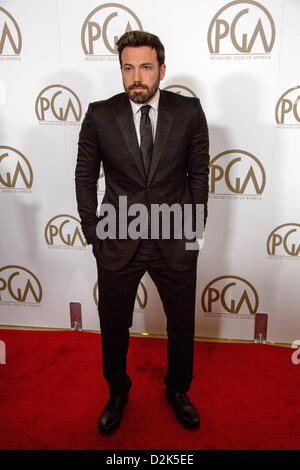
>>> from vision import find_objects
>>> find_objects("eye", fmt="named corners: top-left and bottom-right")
top-left (123, 66), bottom-right (132, 72)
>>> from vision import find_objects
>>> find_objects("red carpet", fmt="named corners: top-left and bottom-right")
top-left (0, 329), bottom-right (299, 450)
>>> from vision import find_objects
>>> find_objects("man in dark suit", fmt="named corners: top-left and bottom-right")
top-left (75, 31), bottom-right (209, 434)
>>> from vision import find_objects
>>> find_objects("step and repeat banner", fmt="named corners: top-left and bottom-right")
top-left (1, 0), bottom-right (299, 343)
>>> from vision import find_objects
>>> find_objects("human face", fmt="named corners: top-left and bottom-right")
top-left (120, 46), bottom-right (166, 104)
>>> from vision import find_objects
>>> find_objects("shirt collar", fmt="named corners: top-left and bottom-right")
top-left (129, 88), bottom-right (160, 115)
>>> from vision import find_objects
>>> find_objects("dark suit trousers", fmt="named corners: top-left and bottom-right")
top-left (95, 239), bottom-right (197, 397)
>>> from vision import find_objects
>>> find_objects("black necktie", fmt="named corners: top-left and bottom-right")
top-left (140, 105), bottom-right (153, 174)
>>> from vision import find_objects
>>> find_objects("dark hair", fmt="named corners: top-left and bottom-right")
top-left (116, 31), bottom-right (165, 66)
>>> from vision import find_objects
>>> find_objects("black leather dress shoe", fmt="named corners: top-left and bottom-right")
top-left (166, 391), bottom-right (200, 429)
top-left (98, 393), bottom-right (128, 434)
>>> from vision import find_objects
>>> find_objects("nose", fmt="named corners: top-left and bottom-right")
top-left (133, 67), bottom-right (142, 83)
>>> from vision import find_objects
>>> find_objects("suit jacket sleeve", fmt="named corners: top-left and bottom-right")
top-left (187, 99), bottom-right (210, 228)
top-left (75, 103), bottom-right (101, 245)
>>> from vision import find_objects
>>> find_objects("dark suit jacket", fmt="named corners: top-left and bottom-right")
top-left (75, 89), bottom-right (209, 271)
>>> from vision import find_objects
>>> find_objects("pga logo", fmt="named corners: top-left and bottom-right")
top-left (81, 3), bottom-right (143, 56)
top-left (0, 146), bottom-right (33, 190)
top-left (0, 7), bottom-right (22, 56)
top-left (207, 0), bottom-right (275, 55)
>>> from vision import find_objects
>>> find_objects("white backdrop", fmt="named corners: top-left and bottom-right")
top-left (1, 0), bottom-right (299, 343)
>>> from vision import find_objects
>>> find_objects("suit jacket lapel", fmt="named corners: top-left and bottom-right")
top-left (147, 91), bottom-right (174, 185)
top-left (116, 91), bottom-right (174, 186)
top-left (116, 94), bottom-right (147, 183)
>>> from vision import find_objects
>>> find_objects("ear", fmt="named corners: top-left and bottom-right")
top-left (159, 64), bottom-right (166, 81)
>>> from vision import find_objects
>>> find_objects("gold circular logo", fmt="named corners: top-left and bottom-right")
top-left (81, 3), bottom-right (143, 56)
top-left (201, 275), bottom-right (259, 315)
top-left (0, 265), bottom-right (42, 304)
top-left (207, 0), bottom-right (275, 55)
top-left (163, 85), bottom-right (197, 98)
top-left (44, 215), bottom-right (86, 247)
top-left (0, 7), bottom-right (22, 56)
top-left (267, 223), bottom-right (300, 257)
top-left (209, 149), bottom-right (266, 196)
top-left (275, 86), bottom-right (300, 126)
top-left (35, 85), bottom-right (82, 122)
top-left (0, 146), bottom-right (33, 189)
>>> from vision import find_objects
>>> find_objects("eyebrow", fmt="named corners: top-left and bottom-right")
top-left (123, 62), bottom-right (154, 67)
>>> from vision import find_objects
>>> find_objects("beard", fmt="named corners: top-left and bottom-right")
top-left (124, 76), bottom-right (160, 104)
